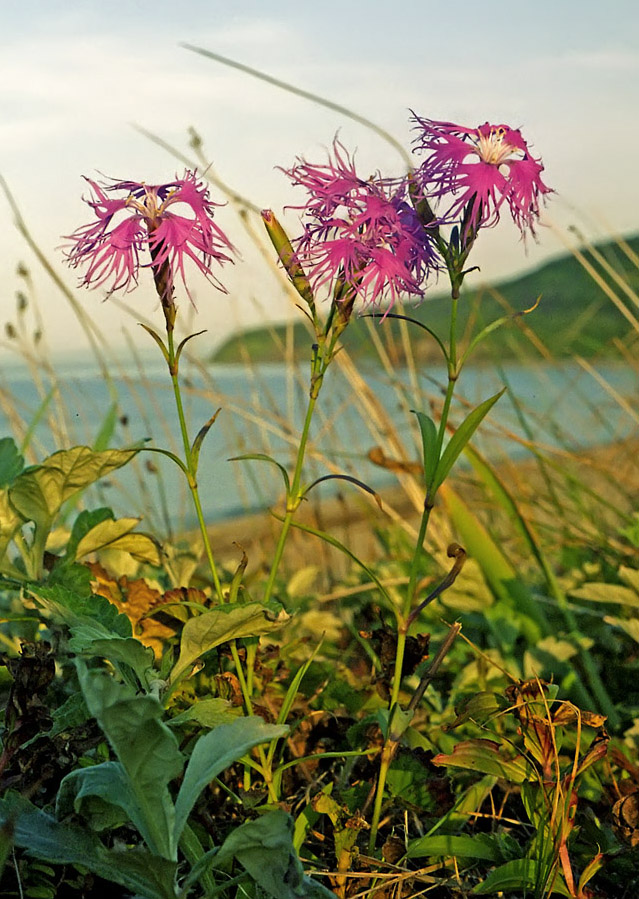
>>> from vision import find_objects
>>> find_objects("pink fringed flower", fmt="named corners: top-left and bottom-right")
top-left (282, 140), bottom-right (437, 310)
top-left (64, 171), bottom-right (234, 304)
top-left (411, 115), bottom-right (552, 238)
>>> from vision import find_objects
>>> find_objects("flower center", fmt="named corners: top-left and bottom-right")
top-left (473, 126), bottom-right (518, 166)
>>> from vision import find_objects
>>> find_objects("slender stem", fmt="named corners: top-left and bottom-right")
top-left (162, 324), bottom-right (280, 792)
top-left (262, 354), bottom-right (322, 604)
top-left (368, 737), bottom-right (398, 851)
top-left (370, 286), bottom-right (462, 851)
top-left (165, 328), bottom-right (224, 604)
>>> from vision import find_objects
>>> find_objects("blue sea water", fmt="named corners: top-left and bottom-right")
top-left (0, 352), bottom-right (636, 531)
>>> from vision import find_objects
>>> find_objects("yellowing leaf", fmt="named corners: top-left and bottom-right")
top-left (75, 518), bottom-right (141, 559)
top-left (10, 446), bottom-right (137, 529)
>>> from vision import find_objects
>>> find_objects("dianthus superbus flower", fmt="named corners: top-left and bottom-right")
top-left (411, 115), bottom-right (552, 238)
top-left (63, 170), bottom-right (234, 304)
top-left (282, 140), bottom-right (437, 310)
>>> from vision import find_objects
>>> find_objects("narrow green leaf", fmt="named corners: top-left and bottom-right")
top-left (175, 329), bottom-right (207, 367)
top-left (432, 739), bottom-right (534, 784)
top-left (406, 832), bottom-right (503, 861)
top-left (303, 473), bottom-right (383, 510)
top-left (174, 717), bottom-right (288, 842)
top-left (139, 323), bottom-right (169, 362)
top-left (413, 410), bottom-right (438, 487)
top-left (440, 485), bottom-right (548, 640)
top-left (191, 409), bottom-right (221, 471)
top-left (286, 517), bottom-right (394, 611)
top-left (472, 858), bottom-right (571, 895)
top-left (571, 582), bottom-right (639, 608)
top-left (19, 388), bottom-right (55, 455)
top-left (432, 388), bottom-right (506, 494)
top-left (93, 401), bottom-right (118, 452)
top-left (229, 453), bottom-right (290, 494)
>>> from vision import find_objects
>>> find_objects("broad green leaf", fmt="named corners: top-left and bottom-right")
top-left (101, 532), bottom-right (161, 564)
top-left (170, 601), bottom-right (290, 684)
top-left (0, 794), bottom-right (177, 899)
top-left (65, 507), bottom-right (114, 560)
top-left (0, 489), bottom-right (24, 566)
top-left (168, 697), bottom-right (242, 729)
top-left (77, 664), bottom-right (183, 860)
top-left (56, 762), bottom-right (130, 831)
top-left (406, 832), bottom-right (503, 861)
top-left (173, 716), bottom-right (288, 842)
top-left (69, 632), bottom-right (155, 685)
top-left (472, 858), bottom-right (571, 895)
top-left (48, 559), bottom-right (93, 594)
top-left (431, 389), bottom-right (506, 494)
top-left (28, 583), bottom-right (132, 638)
top-left (48, 692), bottom-right (90, 737)
top-left (385, 752), bottom-right (438, 809)
top-left (414, 410), bottom-right (439, 488)
top-left (73, 515), bottom-right (157, 563)
top-left (432, 739), bottom-right (534, 784)
top-left (9, 445), bottom-right (137, 530)
top-left (448, 692), bottom-right (508, 729)
top-left (0, 437), bottom-right (24, 487)
top-left (214, 808), bottom-right (335, 899)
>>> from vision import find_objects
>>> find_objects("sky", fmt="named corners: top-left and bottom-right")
top-left (0, 0), bottom-right (637, 358)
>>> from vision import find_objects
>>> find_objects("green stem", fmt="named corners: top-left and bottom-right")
top-left (368, 738), bottom-right (398, 851)
top-left (262, 345), bottom-right (324, 604)
top-left (162, 323), bottom-right (274, 780)
top-left (165, 328), bottom-right (224, 605)
top-left (369, 290), bottom-right (462, 851)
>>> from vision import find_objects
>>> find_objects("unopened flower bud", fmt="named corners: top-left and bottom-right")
top-left (261, 210), bottom-right (315, 308)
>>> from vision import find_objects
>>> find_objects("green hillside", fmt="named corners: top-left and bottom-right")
top-left (212, 234), bottom-right (639, 364)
